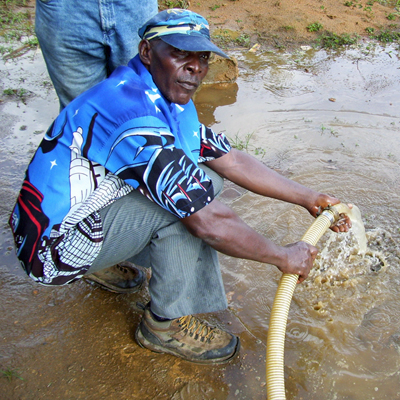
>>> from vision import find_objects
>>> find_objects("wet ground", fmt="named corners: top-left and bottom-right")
top-left (1, 42), bottom-right (400, 399)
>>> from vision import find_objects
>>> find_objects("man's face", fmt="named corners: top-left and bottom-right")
top-left (145, 39), bottom-right (210, 105)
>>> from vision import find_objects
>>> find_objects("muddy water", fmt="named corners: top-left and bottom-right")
top-left (1, 43), bottom-right (399, 400)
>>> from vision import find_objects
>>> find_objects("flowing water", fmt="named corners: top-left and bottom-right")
top-left (1, 43), bottom-right (399, 399)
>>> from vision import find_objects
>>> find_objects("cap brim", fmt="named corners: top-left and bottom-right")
top-left (160, 34), bottom-right (230, 59)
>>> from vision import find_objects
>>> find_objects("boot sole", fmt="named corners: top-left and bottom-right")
top-left (135, 325), bottom-right (240, 364)
top-left (82, 275), bottom-right (144, 294)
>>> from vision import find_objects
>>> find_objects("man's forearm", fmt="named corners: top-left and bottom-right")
top-left (182, 199), bottom-right (317, 280)
top-left (205, 149), bottom-right (318, 210)
top-left (184, 200), bottom-right (284, 264)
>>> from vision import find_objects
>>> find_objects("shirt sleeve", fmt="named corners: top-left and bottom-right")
top-left (101, 117), bottom-right (215, 219)
top-left (198, 124), bottom-right (231, 163)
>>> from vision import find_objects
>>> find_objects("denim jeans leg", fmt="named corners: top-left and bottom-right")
top-left (106, 0), bottom-right (158, 72)
top-left (36, 0), bottom-right (107, 109)
top-left (35, 0), bottom-right (158, 110)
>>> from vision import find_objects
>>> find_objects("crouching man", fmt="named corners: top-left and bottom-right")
top-left (9, 9), bottom-right (351, 364)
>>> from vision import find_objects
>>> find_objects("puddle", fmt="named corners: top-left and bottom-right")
top-left (1, 43), bottom-right (400, 399)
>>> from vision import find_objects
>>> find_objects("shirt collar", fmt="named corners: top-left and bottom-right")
top-left (128, 55), bottom-right (190, 116)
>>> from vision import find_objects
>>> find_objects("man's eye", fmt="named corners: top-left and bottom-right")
top-left (174, 47), bottom-right (188, 55)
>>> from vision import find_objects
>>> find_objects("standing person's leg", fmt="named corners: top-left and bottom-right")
top-left (35, 0), bottom-right (109, 109)
top-left (36, 0), bottom-right (158, 110)
top-left (107, 0), bottom-right (158, 72)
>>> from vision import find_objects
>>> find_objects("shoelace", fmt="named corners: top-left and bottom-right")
top-left (116, 265), bottom-right (129, 274)
top-left (178, 315), bottom-right (216, 342)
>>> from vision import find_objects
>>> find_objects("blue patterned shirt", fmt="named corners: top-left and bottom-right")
top-left (9, 55), bottom-right (231, 285)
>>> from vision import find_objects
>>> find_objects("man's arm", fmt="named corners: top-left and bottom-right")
top-left (181, 149), bottom-right (351, 282)
top-left (181, 198), bottom-right (317, 282)
top-left (205, 149), bottom-right (351, 231)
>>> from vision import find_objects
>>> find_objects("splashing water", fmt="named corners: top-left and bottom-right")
top-left (346, 204), bottom-right (367, 255)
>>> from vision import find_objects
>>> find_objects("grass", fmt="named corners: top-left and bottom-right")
top-left (3, 87), bottom-right (30, 103)
top-left (320, 124), bottom-right (339, 137)
top-left (228, 132), bottom-right (266, 157)
top-left (282, 25), bottom-right (295, 31)
top-left (0, 0), bottom-right (37, 59)
top-left (163, 0), bottom-right (189, 8)
top-left (369, 28), bottom-right (400, 41)
top-left (0, 1), bottom-right (34, 36)
top-left (210, 3), bottom-right (221, 11)
top-left (235, 33), bottom-right (250, 47)
top-left (228, 132), bottom-right (254, 152)
top-left (211, 29), bottom-right (251, 49)
top-left (317, 31), bottom-right (360, 48)
top-left (1, 367), bottom-right (23, 382)
top-left (3, 87), bottom-right (28, 96)
top-left (307, 22), bottom-right (323, 32)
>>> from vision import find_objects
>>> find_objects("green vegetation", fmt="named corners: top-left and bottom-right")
top-left (342, 0), bottom-right (400, 19)
top-left (372, 28), bottom-right (400, 41)
top-left (163, 0), bottom-right (189, 8)
top-left (0, 0), bottom-right (37, 59)
top-left (211, 30), bottom-right (233, 48)
top-left (320, 124), bottom-right (339, 137)
top-left (228, 132), bottom-right (266, 157)
top-left (1, 0), bottom-right (400, 60)
top-left (317, 32), bottom-right (360, 48)
top-left (254, 147), bottom-right (266, 157)
top-left (3, 87), bottom-right (27, 97)
top-left (228, 132), bottom-right (254, 152)
top-left (3, 87), bottom-right (30, 103)
top-left (210, 3), bottom-right (221, 11)
top-left (0, 0), bottom-right (33, 36)
top-left (235, 33), bottom-right (250, 47)
top-left (1, 367), bottom-right (23, 382)
top-left (307, 22), bottom-right (323, 32)
top-left (211, 29), bottom-right (251, 49)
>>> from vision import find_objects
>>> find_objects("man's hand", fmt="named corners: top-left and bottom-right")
top-left (307, 194), bottom-right (352, 233)
top-left (278, 241), bottom-right (318, 283)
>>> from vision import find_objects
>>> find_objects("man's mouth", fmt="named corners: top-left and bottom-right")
top-left (178, 80), bottom-right (199, 91)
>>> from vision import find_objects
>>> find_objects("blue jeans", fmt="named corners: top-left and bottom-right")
top-left (35, 0), bottom-right (158, 110)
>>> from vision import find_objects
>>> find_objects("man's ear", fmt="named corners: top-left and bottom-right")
top-left (139, 39), bottom-right (152, 68)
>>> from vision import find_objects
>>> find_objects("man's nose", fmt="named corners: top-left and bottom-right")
top-left (185, 54), bottom-right (205, 74)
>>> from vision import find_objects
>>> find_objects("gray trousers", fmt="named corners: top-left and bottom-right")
top-left (88, 166), bottom-right (228, 319)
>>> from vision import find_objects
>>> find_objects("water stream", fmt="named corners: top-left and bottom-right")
top-left (1, 43), bottom-right (399, 399)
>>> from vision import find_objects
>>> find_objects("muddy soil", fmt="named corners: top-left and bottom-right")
top-left (1, 1), bottom-right (400, 400)
top-left (187, 0), bottom-right (400, 51)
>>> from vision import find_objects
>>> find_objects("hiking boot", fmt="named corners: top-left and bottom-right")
top-left (135, 305), bottom-right (240, 364)
top-left (84, 262), bottom-right (145, 294)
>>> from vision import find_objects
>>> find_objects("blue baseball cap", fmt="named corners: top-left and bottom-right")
top-left (138, 9), bottom-right (230, 59)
